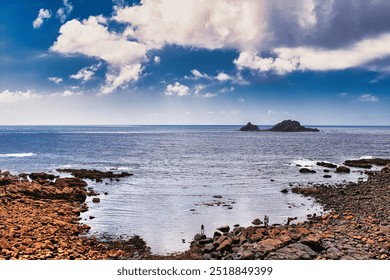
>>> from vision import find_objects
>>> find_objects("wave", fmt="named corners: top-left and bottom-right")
top-left (290, 159), bottom-right (317, 167)
top-left (0, 153), bottom-right (37, 158)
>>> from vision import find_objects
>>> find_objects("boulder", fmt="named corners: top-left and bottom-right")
top-left (316, 162), bottom-right (337, 168)
top-left (267, 120), bottom-right (319, 132)
top-left (336, 166), bottom-right (351, 173)
top-left (252, 218), bottom-right (263, 225)
top-left (299, 168), bottom-right (316, 174)
top-left (217, 225), bottom-right (230, 233)
top-left (239, 122), bottom-right (260, 131)
top-left (266, 242), bottom-right (317, 260)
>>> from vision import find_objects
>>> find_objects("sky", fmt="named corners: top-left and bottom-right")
top-left (0, 0), bottom-right (389, 125)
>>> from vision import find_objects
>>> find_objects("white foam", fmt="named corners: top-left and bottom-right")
top-left (0, 153), bottom-right (36, 158)
top-left (291, 159), bottom-right (317, 167)
top-left (359, 156), bottom-right (374, 159)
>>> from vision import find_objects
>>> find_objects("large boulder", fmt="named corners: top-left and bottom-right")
top-left (267, 120), bottom-right (319, 132)
top-left (239, 122), bottom-right (260, 131)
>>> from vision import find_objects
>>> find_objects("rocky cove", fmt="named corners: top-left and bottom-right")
top-left (0, 160), bottom-right (389, 260)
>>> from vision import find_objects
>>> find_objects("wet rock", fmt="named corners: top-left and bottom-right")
top-left (344, 158), bottom-right (390, 168)
top-left (336, 166), bottom-right (351, 173)
top-left (323, 175), bottom-right (332, 178)
top-left (252, 218), bottom-right (263, 225)
top-left (280, 188), bottom-right (289, 194)
top-left (217, 225), bottom-right (230, 233)
top-left (92, 197), bottom-right (100, 203)
top-left (56, 168), bottom-right (133, 182)
top-left (29, 173), bottom-right (58, 181)
top-left (299, 168), bottom-right (316, 174)
top-left (316, 162), bottom-right (337, 168)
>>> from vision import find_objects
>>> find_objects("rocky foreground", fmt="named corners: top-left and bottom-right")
top-left (192, 164), bottom-right (390, 260)
top-left (1, 164), bottom-right (389, 260)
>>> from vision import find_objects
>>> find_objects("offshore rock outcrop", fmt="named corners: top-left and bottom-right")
top-left (267, 120), bottom-right (319, 132)
top-left (239, 122), bottom-right (261, 131)
top-left (56, 168), bottom-right (133, 183)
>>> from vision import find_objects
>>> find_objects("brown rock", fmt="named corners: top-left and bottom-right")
top-left (216, 237), bottom-right (232, 252)
top-left (300, 234), bottom-right (322, 251)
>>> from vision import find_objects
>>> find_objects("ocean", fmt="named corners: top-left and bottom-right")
top-left (1, 125), bottom-right (389, 253)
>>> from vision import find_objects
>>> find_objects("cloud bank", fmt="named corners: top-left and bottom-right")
top-left (50, 0), bottom-right (390, 93)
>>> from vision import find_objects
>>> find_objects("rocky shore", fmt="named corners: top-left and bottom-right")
top-left (0, 170), bottom-right (150, 260)
top-left (192, 164), bottom-right (390, 260)
top-left (1, 163), bottom-right (389, 260)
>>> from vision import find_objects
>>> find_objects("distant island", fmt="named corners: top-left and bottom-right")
top-left (239, 120), bottom-right (320, 132)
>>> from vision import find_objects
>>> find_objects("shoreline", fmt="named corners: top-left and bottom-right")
top-left (0, 163), bottom-right (389, 260)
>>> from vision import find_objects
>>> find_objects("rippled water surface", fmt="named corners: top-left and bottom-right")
top-left (1, 125), bottom-right (389, 253)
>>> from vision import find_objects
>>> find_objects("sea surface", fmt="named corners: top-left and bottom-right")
top-left (1, 125), bottom-right (389, 253)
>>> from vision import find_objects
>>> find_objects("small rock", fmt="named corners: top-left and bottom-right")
top-left (92, 197), bottom-right (100, 203)
top-left (280, 188), bottom-right (288, 194)
top-left (336, 166), bottom-right (351, 173)
top-left (252, 218), bottom-right (263, 225)
top-left (217, 225), bottom-right (230, 233)
top-left (299, 168), bottom-right (316, 174)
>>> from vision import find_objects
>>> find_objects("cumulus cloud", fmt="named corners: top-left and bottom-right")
top-left (57, 0), bottom-right (73, 23)
top-left (70, 63), bottom-right (101, 82)
top-left (235, 33), bottom-right (390, 73)
top-left (114, 0), bottom-right (269, 51)
top-left (358, 94), bottom-right (379, 102)
top-left (165, 82), bottom-right (190, 96)
top-left (48, 77), bottom-right (63, 84)
top-left (33, 9), bottom-right (52, 29)
top-left (0, 90), bottom-right (41, 103)
top-left (100, 64), bottom-right (143, 95)
top-left (50, 16), bottom-right (147, 94)
top-left (215, 72), bottom-right (231, 82)
top-left (50, 0), bottom-right (390, 92)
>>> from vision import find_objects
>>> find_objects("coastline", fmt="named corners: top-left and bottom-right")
top-left (0, 163), bottom-right (389, 260)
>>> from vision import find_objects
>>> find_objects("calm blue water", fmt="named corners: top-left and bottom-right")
top-left (1, 125), bottom-right (389, 253)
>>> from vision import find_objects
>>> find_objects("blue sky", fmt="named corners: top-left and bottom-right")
top-left (0, 0), bottom-right (389, 125)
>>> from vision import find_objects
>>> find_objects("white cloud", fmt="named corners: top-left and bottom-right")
top-left (234, 51), bottom-right (299, 74)
top-left (48, 77), bottom-right (63, 84)
top-left (154, 56), bottom-right (161, 64)
top-left (203, 92), bottom-right (217, 98)
top-left (33, 9), bottom-right (52, 29)
top-left (215, 72), bottom-right (231, 81)
top-left (114, 0), bottom-right (269, 51)
top-left (358, 94), bottom-right (379, 102)
top-left (194, 84), bottom-right (206, 95)
top-left (51, 16), bottom-right (147, 94)
top-left (70, 63), bottom-right (101, 82)
top-left (238, 98), bottom-right (245, 103)
top-left (57, 0), bottom-right (74, 23)
top-left (100, 64), bottom-right (143, 95)
top-left (236, 33), bottom-right (390, 74)
top-left (51, 90), bottom-right (83, 97)
top-left (0, 90), bottom-right (41, 103)
top-left (190, 69), bottom-right (211, 80)
top-left (165, 82), bottom-right (190, 96)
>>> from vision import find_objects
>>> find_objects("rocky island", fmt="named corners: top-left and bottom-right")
top-left (239, 122), bottom-right (261, 131)
top-left (267, 120), bottom-right (319, 132)
top-left (239, 120), bottom-right (319, 132)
